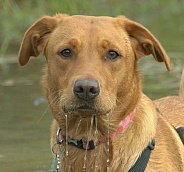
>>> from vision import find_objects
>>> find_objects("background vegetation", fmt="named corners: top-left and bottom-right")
top-left (1, 0), bottom-right (184, 56)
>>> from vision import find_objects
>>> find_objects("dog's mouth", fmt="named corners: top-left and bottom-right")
top-left (77, 105), bottom-right (91, 110)
top-left (62, 103), bottom-right (111, 116)
top-left (63, 104), bottom-right (97, 113)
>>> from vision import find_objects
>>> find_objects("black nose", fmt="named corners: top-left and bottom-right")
top-left (73, 79), bottom-right (100, 100)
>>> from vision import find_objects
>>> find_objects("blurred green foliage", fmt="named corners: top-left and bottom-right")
top-left (1, 0), bottom-right (184, 55)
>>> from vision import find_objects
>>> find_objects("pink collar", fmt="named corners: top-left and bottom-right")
top-left (96, 108), bottom-right (136, 146)
top-left (111, 108), bottom-right (136, 138)
top-left (57, 108), bottom-right (136, 149)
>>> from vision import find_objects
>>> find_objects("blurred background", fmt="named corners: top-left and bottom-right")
top-left (0, 0), bottom-right (184, 171)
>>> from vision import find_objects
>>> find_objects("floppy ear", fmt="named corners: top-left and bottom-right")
top-left (119, 16), bottom-right (171, 71)
top-left (18, 16), bottom-right (59, 66)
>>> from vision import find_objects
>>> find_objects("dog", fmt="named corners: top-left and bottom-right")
top-left (18, 14), bottom-right (184, 171)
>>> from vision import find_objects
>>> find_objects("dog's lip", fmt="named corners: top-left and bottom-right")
top-left (63, 104), bottom-right (95, 113)
top-left (77, 105), bottom-right (92, 110)
top-left (63, 105), bottom-right (111, 116)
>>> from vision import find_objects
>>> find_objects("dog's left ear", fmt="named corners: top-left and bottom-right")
top-left (18, 15), bottom-right (62, 66)
top-left (118, 16), bottom-right (171, 71)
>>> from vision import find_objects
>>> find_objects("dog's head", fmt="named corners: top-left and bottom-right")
top-left (18, 14), bottom-right (170, 119)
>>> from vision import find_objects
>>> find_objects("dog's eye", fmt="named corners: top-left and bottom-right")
top-left (58, 49), bottom-right (72, 59)
top-left (105, 50), bottom-right (120, 62)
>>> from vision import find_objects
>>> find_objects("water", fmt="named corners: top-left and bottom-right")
top-left (0, 57), bottom-right (52, 172)
top-left (106, 113), bottom-right (110, 167)
top-left (65, 114), bottom-right (69, 157)
top-left (0, 52), bottom-right (183, 171)
top-left (139, 52), bottom-right (184, 99)
top-left (83, 116), bottom-right (94, 172)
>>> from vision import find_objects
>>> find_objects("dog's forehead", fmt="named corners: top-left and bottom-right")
top-left (55, 15), bottom-right (122, 34)
top-left (51, 15), bottom-right (127, 44)
top-left (60, 15), bottom-right (117, 25)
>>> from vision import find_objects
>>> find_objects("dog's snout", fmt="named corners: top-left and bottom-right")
top-left (73, 79), bottom-right (100, 100)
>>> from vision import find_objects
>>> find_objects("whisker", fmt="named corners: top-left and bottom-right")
top-left (37, 88), bottom-right (67, 123)
top-left (37, 93), bottom-right (61, 123)
top-left (116, 98), bottom-right (127, 110)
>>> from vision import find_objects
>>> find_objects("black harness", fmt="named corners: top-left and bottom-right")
top-left (176, 127), bottom-right (184, 144)
top-left (129, 139), bottom-right (155, 172)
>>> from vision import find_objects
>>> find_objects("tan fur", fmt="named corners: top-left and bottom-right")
top-left (18, 14), bottom-right (184, 171)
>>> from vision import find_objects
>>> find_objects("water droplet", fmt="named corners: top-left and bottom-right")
top-left (83, 116), bottom-right (94, 171)
top-left (66, 150), bottom-right (69, 156)
top-left (107, 158), bottom-right (110, 167)
top-left (65, 114), bottom-right (69, 157)
top-left (106, 113), bottom-right (110, 167)
top-left (83, 165), bottom-right (86, 172)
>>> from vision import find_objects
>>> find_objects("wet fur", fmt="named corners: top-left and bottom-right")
top-left (18, 14), bottom-right (184, 171)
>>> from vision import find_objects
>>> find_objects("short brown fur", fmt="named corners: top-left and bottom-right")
top-left (18, 14), bottom-right (184, 171)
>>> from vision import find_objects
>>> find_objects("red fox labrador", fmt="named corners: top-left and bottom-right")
top-left (18, 14), bottom-right (184, 171)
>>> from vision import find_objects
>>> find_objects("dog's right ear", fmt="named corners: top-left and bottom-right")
top-left (118, 16), bottom-right (171, 71)
top-left (18, 16), bottom-right (58, 66)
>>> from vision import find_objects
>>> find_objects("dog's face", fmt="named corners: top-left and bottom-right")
top-left (44, 16), bottom-right (137, 116)
top-left (18, 14), bottom-right (170, 119)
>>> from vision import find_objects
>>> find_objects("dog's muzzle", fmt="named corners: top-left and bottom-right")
top-left (73, 79), bottom-right (100, 101)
